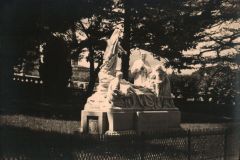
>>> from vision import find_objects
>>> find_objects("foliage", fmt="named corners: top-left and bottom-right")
top-left (70, 0), bottom-right (123, 95)
top-left (1, 0), bottom-right (239, 102)
top-left (170, 74), bottom-right (199, 99)
top-left (170, 65), bottom-right (239, 105)
top-left (127, 0), bottom-right (239, 71)
top-left (194, 65), bottom-right (239, 104)
top-left (0, 0), bottom-right (76, 96)
top-left (39, 36), bottom-right (72, 100)
top-left (0, 0), bottom-right (115, 97)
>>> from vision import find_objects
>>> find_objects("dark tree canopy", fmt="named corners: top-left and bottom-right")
top-left (0, 0), bottom-right (118, 97)
top-left (39, 36), bottom-right (72, 99)
top-left (0, 0), bottom-right (118, 62)
top-left (126, 0), bottom-right (239, 71)
top-left (0, 0), bottom-right (239, 101)
top-left (1, 0), bottom-right (238, 71)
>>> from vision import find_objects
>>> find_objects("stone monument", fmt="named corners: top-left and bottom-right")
top-left (80, 29), bottom-right (181, 134)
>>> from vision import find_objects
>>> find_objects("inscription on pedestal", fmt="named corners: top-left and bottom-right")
top-left (87, 116), bottom-right (99, 134)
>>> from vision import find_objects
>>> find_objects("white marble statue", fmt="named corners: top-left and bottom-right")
top-left (97, 29), bottom-right (125, 92)
top-left (84, 28), bottom-right (175, 111)
top-left (84, 28), bottom-right (126, 110)
top-left (130, 52), bottom-right (152, 87)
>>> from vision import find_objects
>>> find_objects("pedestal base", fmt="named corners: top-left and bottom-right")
top-left (80, 110), bottom-right (108, 134)
top-left (136, 110), bottom-right (181, 133)
top-left (107, 112), bottom-right (135, 133)
top-left (80, 109), bottom-right (181, 134)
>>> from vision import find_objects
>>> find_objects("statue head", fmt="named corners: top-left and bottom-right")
top-left (141, 52), bottom-right (147, 61)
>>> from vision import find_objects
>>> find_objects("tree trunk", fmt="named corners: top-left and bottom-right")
top-left (86, 44), bottom-right (97, 97)
top-left (78, 22), bottom-right (99, 98)
top-left (121, 0), bottom-right (131, 80)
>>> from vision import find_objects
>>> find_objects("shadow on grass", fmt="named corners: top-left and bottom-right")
top-left (0, 125), bottom-right (188, 160)
top-left (0, 125), bottom-right (121, 160)
top-left (1, 125), bottom-right (239, 160)
top-left (0, 82), bottom-right (87, 121)
top-left (0, 100), bottom-right (83, 121)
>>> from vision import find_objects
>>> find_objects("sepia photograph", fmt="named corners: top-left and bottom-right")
top-left (0, 0), bottom-right (240, 159)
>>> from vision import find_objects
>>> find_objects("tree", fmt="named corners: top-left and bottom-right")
top-left (70, 0), bottom-right (123, 96)
top-left (0, 0), bottom-right (114, 99)
top-left (124, 0), bottom-right (239, 72)
top-left (39, 36), bottom-right (72, 101)
top-left (170, 74), bottom-right (198, 100)
top-left (0, 0), bottom-right (77, 98)
top-left (0, 4), bottom-right (40, 99)
top-left (1, 0), bottom-right (239, 103)
top-left (194, 65), bottom-right (238, 104)
top-left (121, 0), bottom-right (131, 80)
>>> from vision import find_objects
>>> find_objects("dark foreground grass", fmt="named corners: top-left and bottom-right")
top-left (0, 99), bottom-right (240, 160)
top-left (1, 111), bottom-right (240, 160)
top-left (1, 121), bottom-right (239, 160)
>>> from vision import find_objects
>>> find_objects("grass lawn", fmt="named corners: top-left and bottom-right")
top-left (1, 101), bottom-right (240, 160)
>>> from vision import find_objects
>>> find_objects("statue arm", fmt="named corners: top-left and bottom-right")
top-left (109, 29), bottom-right (121, 45)
top-left (103, 29), bottom-right (121, 61)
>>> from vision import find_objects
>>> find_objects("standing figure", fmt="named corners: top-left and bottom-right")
top-left (84, 28), bottom-right (126, 110)
top-left (150, 65), bottom-right (175, 109)
top-left (130, 52), bottom-right (151, 87)
top-left (96, 28), bottom-right (125, 93)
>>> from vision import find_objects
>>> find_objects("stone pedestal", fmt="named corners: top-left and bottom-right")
top-left (106, 111), bottom-right (135, 134)
top-left (80, 109), bottom-right (181, 134)
top-left (80, 110), bottom-right (108, 134)
top-left (136, 110), bottom-right (181, 133)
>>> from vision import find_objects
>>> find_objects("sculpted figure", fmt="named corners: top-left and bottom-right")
top-left (97, 29), bottom-right (124, 92)
top-left (84, 28), bottom-right (175, 111)
top-left (84, 29), bottom-right (127, 110)
top-left (130, 52), bottom-right (151, 87)
top-left (150, 65), bottom-right (175, 109)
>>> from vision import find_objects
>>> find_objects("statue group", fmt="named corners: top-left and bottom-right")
top-left (81, 29), bottom-right (180, 134)
top-left (84, 29), bottom-right (176, 112)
